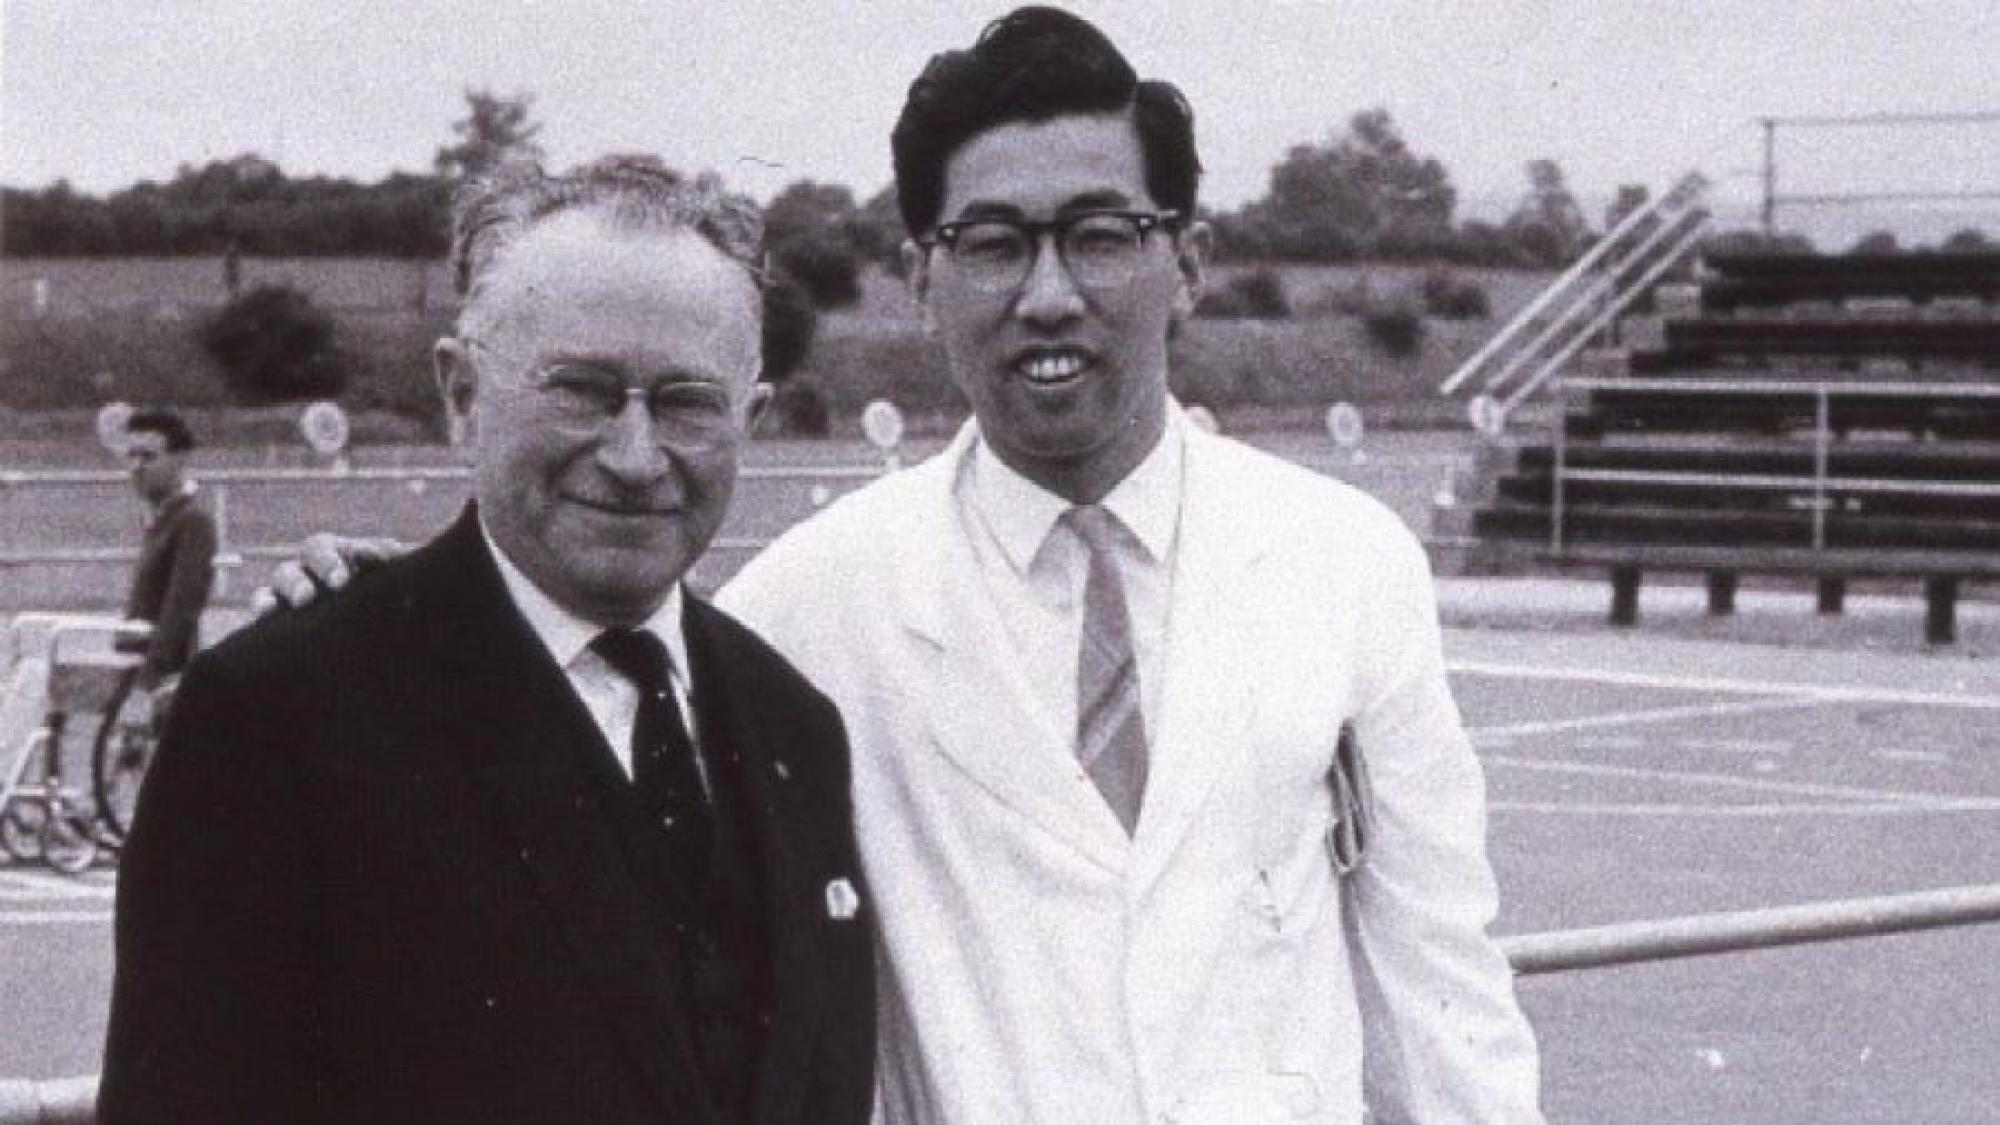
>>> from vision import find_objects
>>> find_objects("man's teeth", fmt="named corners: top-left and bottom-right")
top-left (1021, 354), bottom-right (1086, 382)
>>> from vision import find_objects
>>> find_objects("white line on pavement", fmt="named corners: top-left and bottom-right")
top-left (1471, 696), bottom-right (1825, 740)
top-left (1485, 754), bottom-right (2000, 810)
top-left (1489, 800), bottom-right (2000, 817)
top-left (0, 910), bottom-right (111, 925)
top-left (1450, 660), bottom-right (2000, 710)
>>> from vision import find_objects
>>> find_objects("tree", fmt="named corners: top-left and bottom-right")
top-left (1849, 230), bottom-right (1901, 256)
top-left (1232, 108), bottom-right (1457, 261)
top-left (1604, 184), bottom-right (1650, 233)
top-left (1941, 227), bottom-right (1993, 252)
top-left (763, 180), bottom-right (859, 248)
top-left (435, 89), bottom-right (545, 181)
top-left (1702, 228), bottom-right (1817, 257)
top-left (1505, 159), bottom-right (1590, 267)
top-left (846, 184), bottom-right (909, 272)
top-left (198, 285), bottom-right (346, 403)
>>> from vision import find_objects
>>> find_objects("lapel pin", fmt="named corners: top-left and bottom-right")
top-left (774, 760), bottom-right (791, 781)
top-left (825, 877), bottom-right (860, 921)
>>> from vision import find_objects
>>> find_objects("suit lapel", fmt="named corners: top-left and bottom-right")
top-left (409, 510), bottom-right (712, 1121)
top-left (683, 598), bottom-right (826, 1125)
top-left (897, 429), bottom-right (1130, 871)
top-left (1131, 428), bottom-right (1272, 897)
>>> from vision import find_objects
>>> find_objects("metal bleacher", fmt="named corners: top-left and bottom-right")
top-left (1445, 248), bottom-right (2000, 644)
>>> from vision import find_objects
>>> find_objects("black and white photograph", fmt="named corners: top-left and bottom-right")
top-left (3, 3), bottom-right (1998, 1122)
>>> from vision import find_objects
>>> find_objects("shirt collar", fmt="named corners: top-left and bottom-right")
top-left (479, 518), bottom-right (689, 684)
top-left (151, 478), bottom-right (198, 518)
top-left (970, 401), bottom-right (1186, 574)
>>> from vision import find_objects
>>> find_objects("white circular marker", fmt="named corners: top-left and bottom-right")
top-left (96, 401), bottom-right (134, 454)
top-left (1325, 402), bottom-right (1364, 451)
top-left (1184, 405), bottom-right (1219, 434)
top-left (1469, 394), bottom-right (1506, 439)
top-left (809, 484), bottom-right (833, 507)
top-left (861, 399), bottom-right (905, 452)
top-left (300, 401), bottom-right (351, 456)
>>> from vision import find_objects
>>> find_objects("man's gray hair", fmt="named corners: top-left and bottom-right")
top-left (449, 155), bottom-right (764, 311)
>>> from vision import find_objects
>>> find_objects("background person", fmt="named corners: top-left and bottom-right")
top-left (119, 408), bottom-right (217, 717)
top-left (99, 159), bottom-right (874, 1125)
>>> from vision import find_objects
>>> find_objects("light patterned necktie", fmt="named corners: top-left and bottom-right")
top-left (1065, 504), bottom-right (1149, 833)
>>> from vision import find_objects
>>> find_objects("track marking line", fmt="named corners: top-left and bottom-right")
top-left (1450, 660), bottom-right (2000, 710)
top-left (1486, 753), bottom-right (2000, 810)
top-left (0, 870), bottom-right (116, 900)
top-left (1471, 696), bottom-right (1825, 740)
top-left (0, 909), bottom-right (111, 926)
top-left (1489, 800), bottom-right (1998, 817)
top-left (1677, 738), bottom-right (1794, 755)
top-left (1874, 748), bottom-right (1953, 766)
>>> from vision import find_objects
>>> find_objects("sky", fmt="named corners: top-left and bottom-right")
top-left (5, 1), bottom-right (1999, 243)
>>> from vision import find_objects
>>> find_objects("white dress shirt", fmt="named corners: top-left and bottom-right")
top-left (957, 408), bottom-right (1184, 743)
top-left (481, 522), bottom-right (699, 782)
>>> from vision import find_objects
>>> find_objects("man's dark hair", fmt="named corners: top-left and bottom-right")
top-left (126, 409), bottom-right (196, 453)
top-left (891, 5), bottom-right (1201, 237)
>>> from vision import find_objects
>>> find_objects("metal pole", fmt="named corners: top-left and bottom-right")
top-left (1550, 382), bottom-right (1568, 554)
top-left (1760, 118), bottom-right (1776, 235)
top-left (1813, 386), bottom-right (1829, 551)
top-left (1503, 882), bottom-right (2000, 977)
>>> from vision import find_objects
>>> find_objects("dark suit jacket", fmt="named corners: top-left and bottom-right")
top-left (122, 488), bottom-right (217, 689)
top-left (99, 509), bottom-right (875, 1125)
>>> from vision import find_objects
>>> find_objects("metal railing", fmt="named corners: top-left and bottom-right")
top-left (1441, 171), bottom-right (1712, 430)
top-left (0, 462), bottom-right (889, 602)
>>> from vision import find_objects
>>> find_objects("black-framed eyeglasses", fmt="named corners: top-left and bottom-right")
top-left (463, 339), bottom-right (742, 449)
top-left (920, 209), bottom-right (1182, 294)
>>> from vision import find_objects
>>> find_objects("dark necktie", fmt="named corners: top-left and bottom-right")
top-left (1065, 504), bottom-right (1150, 833)
top-left (590, 627), bottom-right (712, 876)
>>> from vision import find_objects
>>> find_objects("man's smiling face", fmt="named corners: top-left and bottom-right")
top-left (909, 110), bottom-right (1203, 503)
top-left (439, 209), bottom-right (763, 625)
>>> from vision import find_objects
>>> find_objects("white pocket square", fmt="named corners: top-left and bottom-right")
top-left (825, 877), bottom-right (861, 921)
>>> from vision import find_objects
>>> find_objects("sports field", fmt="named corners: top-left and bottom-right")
top-left (6, 626), bottom-right (1997, 1121)
top-left (3, 434), bottom-right (1997, 1121)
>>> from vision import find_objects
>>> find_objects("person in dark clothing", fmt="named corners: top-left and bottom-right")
top-left (120, 409), bottom-right (217, 704)
top-left (98, 160), bottom-right (875, 1125)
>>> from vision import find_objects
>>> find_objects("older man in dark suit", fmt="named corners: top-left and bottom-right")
top-left (98, 158), bottom-right (875, 1125)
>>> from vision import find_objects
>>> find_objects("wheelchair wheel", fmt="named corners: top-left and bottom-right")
top-left (1, 801), bottom-right (47, 861)
top-left (92, 672), bottom-right (155, 843)
top-left (41, 802), bottom-right (98, 874)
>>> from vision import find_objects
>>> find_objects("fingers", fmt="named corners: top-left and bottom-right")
top-left (269, 560), bottom-right (321, 608)
top-left (248, 585), bottom-right (280, 618)
top-left (300, 534), bottom-right (353, 590)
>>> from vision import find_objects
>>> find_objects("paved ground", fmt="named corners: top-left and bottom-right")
top-left (6, 433), bottom-right (1998, 1119)
top-left (6, 614), bottom-right (1998, 1122)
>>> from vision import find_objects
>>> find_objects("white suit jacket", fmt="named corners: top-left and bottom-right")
top-left (720, 414), bottom-right (1542, 1125)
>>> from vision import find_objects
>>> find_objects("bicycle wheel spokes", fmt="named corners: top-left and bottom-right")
top-left (42, 801), bottom-right (98, 874)
top-left (2, 801), bottom-right (48, 862)
top-left (91, 674), bottom-right (154, 844)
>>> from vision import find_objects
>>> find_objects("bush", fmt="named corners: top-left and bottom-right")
top-left (197, 284), bottom-right (346, 403)
top-left (767, 379), bottom-right (831, 437)
top-left (1196, 267), bottom-right (1291, 320)
top-left (1362, 305), bottom-right (1425, 358)
top-left (1418, 270), bottom-right (1490, 319)
top-left (761, 273), bottom-right (820, 384)
top-left (773, 235), bottom-right (862, 310)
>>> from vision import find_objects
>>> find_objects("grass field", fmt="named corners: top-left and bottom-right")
top-left (1, 255), bottom-right (1556, 442)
